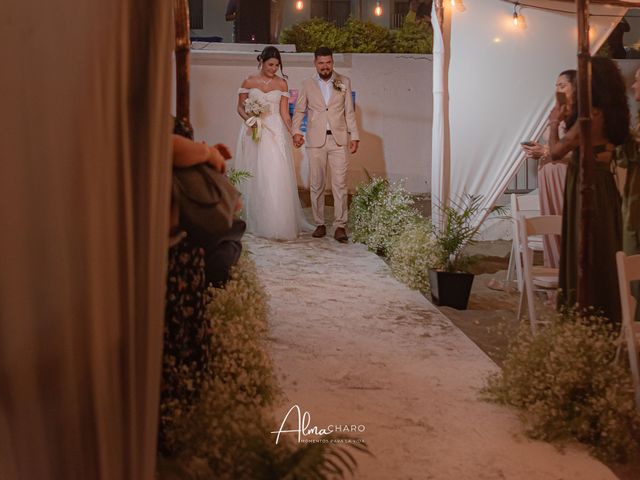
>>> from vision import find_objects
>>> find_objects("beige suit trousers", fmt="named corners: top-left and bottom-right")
top-left (307, 134), bottom-right (348, 228)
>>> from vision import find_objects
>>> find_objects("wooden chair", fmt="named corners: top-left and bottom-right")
top-left (517, 214), bottom-right (562, 333)
top-left (615, 251), bottom-right (640, 412)
top-left (507, 193), bottom-right (545, 292)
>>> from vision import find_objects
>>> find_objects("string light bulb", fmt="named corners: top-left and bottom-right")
top-left (374, 1), bottom-right (383, 16)
top-left (450, 0), bottom-right (466, 12)
top-left (512, 3), bottom-right (526, 29)
top-left (295, 0), bottom-right (303, 10)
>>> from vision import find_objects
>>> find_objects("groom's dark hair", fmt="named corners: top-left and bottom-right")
top-left (314, 47), bottom-right (333, 58)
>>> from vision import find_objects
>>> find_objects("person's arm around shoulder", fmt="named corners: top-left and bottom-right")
top-left (342, 76), bottom-right (359, 154)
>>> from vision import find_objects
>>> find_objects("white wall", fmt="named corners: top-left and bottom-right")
top-left (186, 50), bottom-right (433, 193)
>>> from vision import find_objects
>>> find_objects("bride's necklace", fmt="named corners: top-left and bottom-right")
top-left (258, 75), bottom-right (274, 86)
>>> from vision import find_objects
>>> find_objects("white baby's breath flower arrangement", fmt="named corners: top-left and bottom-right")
top-left (388, 220), bottom-right (442, 294)
top-left (243, 96), bottom-right (269, 142)
top-left (349, 177), bottom-right (422, 256)
top-left (332, 78), bottom-right (347, 93)
top-left (483, 310), bottom-right (640, 462)
top-left (158, 254), bottom-right (368, 478)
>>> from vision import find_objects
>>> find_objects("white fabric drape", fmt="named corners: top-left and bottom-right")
top-left (431, 0), bottom-right (626, 224)
top-left (0, 1), bottom-right (173, 479)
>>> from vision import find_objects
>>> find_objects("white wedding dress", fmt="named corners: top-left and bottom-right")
top-left (234, 88), bottom-right (310, 240)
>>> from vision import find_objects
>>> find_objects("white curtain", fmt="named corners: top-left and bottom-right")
top-left (0, 1), bottom-right (173, 479)
top-left (431, 0), bottom-right (627, 224)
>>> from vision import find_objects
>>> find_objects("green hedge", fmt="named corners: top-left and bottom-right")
top-left (280, 17), bottom-right (433, 54)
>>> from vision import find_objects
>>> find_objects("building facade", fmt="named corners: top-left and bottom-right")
top-left (190, 0), bottom-right (413, 44)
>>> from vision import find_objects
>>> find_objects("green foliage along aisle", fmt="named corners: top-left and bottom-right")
top-left (349, 177), bottom-right (442, 294)
top-left (388, 220), bottom-right (441, 294)
top-left (483, 311), bottom-right (640, 462)
top-left (348, 177), bottom-right (423, 257)
top-left (158, 255), bottom-right (368, 479)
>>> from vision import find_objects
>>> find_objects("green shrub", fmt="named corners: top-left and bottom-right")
top-left (342, 18), bottom-right (393, 53)
top-left (279, 18), bottom-right (348, 53)
top-left (388, 219), bottom-right (441, 294)
top-left (483, 311), bottom-right (640, 462)
top-left (349, 177), bottom-right (422, 256)
top-left (280, 16), bottom-right (432, 54)
top-left (393, 21), bottom-right (433, 54)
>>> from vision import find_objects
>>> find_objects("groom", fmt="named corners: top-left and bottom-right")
top-left (292, 47), bottom-right (360, 243)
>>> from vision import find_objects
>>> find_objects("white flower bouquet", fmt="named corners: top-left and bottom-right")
top-left (243, 97), bottom-right (269, 142)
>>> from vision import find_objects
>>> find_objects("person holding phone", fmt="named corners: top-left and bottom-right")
top-left (520, 70), bottom-right (577, 268)
top-left (548, 58), bottom-right (629, 325)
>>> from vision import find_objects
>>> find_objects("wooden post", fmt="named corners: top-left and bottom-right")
top-left (174, 0), bottom-right (192, 134)
top-left (436, 0), bottom-right (444, 32)
top-left (576, 0), bottom-right (594, 309)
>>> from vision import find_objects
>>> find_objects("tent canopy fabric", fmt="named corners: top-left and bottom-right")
top-left (431, 0), bottom-right (627, 226)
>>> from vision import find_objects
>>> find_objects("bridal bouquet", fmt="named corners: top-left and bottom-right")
top-left (244, 97), bottom-right (269, 142)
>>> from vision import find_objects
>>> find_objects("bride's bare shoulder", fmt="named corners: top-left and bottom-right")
top-left (275, 77), bottom-right (288, 90)
top-left (241, 76), bottom-right (258, 88)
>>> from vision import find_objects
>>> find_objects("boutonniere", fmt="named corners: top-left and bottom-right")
top-left (332, 79), bottom-right (347, 93)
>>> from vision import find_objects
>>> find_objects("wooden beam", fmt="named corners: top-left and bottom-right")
top-left (174, 0), bottom-right (192, 134)
top-left (576, 0), bottom-right (594, 310)
top-left (502, 0), bottom-right (640, 8)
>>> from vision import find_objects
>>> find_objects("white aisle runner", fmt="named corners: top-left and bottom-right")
top-left (247, 233), bottom-right (615, 480)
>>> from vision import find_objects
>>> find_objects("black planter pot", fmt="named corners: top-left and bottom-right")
top-left (428, 269), bottom-right (475, 310)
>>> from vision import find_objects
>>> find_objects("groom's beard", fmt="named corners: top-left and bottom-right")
top-left (318, 71), bottom-right (333, 80)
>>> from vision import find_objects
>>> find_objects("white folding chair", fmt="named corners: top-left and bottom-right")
top-left (507, 193), bottom-right (545, 292)
top-left (517, 214), bottom-right (562, 333)
top-left (615, 251), bottom-right (640, 412)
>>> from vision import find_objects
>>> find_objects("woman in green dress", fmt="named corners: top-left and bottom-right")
top-left (616, 67), bottom-right (640, 319)
top-left (548, 57), bottom-right (629, 324)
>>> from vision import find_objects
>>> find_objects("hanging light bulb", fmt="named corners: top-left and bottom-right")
top-left (295, 0), bottom-right (303, 10)
top-left (374, 1), bottom-right (383, 16)
top-left (512, 3), bottom-right (525, 29)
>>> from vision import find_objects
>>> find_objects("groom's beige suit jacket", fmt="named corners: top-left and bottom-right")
top-left (292, 73), bottom-right (359, 147)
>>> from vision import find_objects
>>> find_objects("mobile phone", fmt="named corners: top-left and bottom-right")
top-left (520, 141), bottom-right (535, 147)
top-left (556, 91), bottom-right (567, 106)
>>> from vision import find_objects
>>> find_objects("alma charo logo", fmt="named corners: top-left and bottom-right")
top-left (271, 404), bottom-right (366, 445)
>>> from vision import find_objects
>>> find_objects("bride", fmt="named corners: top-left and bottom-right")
top-left (234, 46), bottom-right (309, 240)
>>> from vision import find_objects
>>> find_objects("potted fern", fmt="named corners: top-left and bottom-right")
top-left (428, 195), bottom-right (486, 310)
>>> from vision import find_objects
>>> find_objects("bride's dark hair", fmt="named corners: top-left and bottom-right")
top-left (257, 46), bottom-right (287, 78)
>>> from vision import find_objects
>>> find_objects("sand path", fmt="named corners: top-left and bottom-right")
top-left (247, 233), bottom-right (616, 480)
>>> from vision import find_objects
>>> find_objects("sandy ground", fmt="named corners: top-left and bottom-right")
top-left (246, 230), bottom-right (619, 480)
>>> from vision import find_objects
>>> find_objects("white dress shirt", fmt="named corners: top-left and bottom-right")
top-left (315, 73), bottom-right (334, 131)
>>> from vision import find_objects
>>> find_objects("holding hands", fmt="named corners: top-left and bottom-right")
top-left (292, 133), bottom-right (304, 148)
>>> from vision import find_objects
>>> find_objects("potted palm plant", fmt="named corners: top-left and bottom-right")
top-left (428, 195), bottom-right (486, 310)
